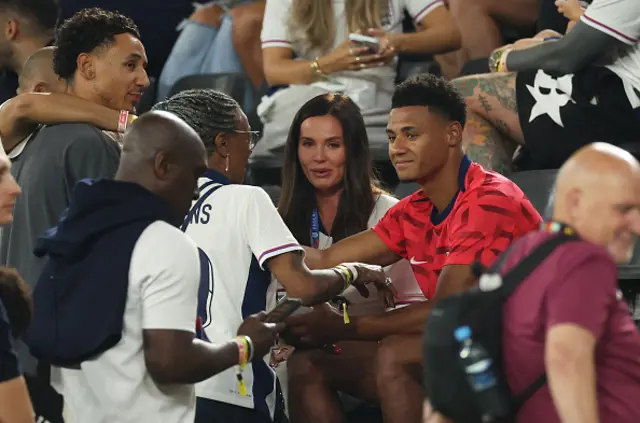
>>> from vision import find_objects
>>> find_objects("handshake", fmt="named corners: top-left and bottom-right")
top-left (235, 262), bottom-right (392, 360)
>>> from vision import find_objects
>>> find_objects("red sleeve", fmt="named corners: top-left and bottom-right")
top-left (371, 201), bottom-right (407, 258)
top-left (545, 249), bottom-right (618, 339)
top-left (446, 196), bottom-right (521, 267)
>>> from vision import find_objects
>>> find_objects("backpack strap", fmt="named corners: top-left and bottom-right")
top-left (498, 234), bottom-right (577, 413)
top-left (512, 373), bottom-right (547, 411)
top-left (499, 234), bottom-right (578, 297)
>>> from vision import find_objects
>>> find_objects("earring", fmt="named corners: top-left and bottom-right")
top-left (225, 155), bottom-right (230, 173)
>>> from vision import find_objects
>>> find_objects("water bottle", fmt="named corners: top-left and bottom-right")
top-left (455, 325), bottom-right (510, 421)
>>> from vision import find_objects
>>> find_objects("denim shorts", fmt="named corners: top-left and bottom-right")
top-left (158, 5), bottom-right (255, 107)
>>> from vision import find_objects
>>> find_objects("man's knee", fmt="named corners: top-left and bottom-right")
top-left (375, 335), bottom-right (422, 386)
top-left (447, 0), bottom-right (484, 17)
top-left (287, 349), bottom-right (326, 385)
top-left (230, 2), bottom-right (265, 43)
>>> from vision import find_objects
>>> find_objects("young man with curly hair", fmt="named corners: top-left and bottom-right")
top-left (285, 74), bottom-right (542, 423)
top-left (0, 7), bottom-right (148, 423)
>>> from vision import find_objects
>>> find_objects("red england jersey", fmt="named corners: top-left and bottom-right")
top-left (372, 157), bottom-right (542, 299)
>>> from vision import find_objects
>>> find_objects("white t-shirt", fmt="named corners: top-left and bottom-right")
top-left (260, 0), bottom-right (445, 111)
top-left (181, 171), bottom-right (302, 418)
top-left (53, 221), bottom-right (201, 423)
top-left (581, 0), bottom-right (640, 107)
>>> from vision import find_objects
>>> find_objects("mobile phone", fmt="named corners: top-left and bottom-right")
top-left (348, 33), bottom-right (380, 54)
top-left (265, 297), bottom-right (303, 323)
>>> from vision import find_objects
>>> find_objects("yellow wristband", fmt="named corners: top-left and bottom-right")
top-left (497, 50), bottom-right (510, 73)
top-left (334, 265), bottom-right (352, 288)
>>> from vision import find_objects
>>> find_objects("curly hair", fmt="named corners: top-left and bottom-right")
top-left (0, 267), bottom-right (32, 339)
top-left (152, 89), bottom-right (241, 155)
top-left (392, 73), bottom-right (467, 128)
top-left (54, 7), bottom-right (140, 80)
top-left (0, 0), bottom-right (59, 36)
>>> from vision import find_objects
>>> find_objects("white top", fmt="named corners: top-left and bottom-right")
top-left (260, 0), bottom-right (445, 111)
top-left (182, 171), bottom-right (302, 418)
top-left (53, 221), bottom-right (201, 423)
top-left (581, 0), bottom-right (640, 107)
top-left (270, 193), bottom-right (424, 315)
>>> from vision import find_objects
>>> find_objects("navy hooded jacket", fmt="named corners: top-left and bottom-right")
top-left (24, 179), bottom-right (179, 367)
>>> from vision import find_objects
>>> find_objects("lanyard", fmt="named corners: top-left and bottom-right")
top-left (540, 221), bottom-right (576, 236)
top-left (311, 208), bottom-right (320, 249)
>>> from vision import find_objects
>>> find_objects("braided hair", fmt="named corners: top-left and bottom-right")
top-left (152, 89), bottom-right (240, 154)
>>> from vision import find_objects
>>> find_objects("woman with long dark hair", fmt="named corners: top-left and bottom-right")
top-left (278, 93), bottom-right (422, 313)
top-left (275, 93), bottom-right (423, 419)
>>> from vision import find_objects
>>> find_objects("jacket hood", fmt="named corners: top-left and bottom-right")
top-left (34, 179), bottom-right (178, 259)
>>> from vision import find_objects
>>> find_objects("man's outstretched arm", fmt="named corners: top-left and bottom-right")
top-left (304, 229), bottom-right (402, 270)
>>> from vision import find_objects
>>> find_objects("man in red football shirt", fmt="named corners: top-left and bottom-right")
top-left (286, 74), bottom-right (542, 423)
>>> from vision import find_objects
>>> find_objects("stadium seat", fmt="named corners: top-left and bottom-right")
top-left (509, 169), bottom-right (640, 281)
top-left (508, 169), bottom-right (558, 218)
top-left (396, 58), bottom-right (441, 83)
top-left (167, 73), bottom-right (251, 110)
top-left (394, 182), bottom-right (420, 199)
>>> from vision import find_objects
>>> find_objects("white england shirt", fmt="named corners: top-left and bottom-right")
top-left (581, 0), bottom-right (640, 108)
top-left (181, 170), bottom-right (302, 419)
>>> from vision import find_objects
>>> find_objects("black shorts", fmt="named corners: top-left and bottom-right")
top-left (516, 66), bottom-right (640, 169)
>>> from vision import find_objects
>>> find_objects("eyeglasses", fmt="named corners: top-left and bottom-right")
top-left (233, 130), bottom-right (260, 150)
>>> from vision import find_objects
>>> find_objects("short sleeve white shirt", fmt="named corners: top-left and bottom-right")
top-left (54, 221), bottom-right (201, 423)
top-left (582, 0), bottom-right (640, 107)
top-left (181, 170), bottom-right (302, 418)
top-left (260, 0), bottom-right (445, 111)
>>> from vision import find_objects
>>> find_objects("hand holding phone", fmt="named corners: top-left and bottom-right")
top-left (349, 33), bottom-right (381, 54)
top-left (265, 297), bottom-right (303, 323)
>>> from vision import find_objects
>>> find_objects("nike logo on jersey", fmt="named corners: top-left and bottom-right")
top-left (409, 257), bottom-right (428, 265)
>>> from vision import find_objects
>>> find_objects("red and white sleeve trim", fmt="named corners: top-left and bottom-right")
top-left (581, 14), bottom-right (637, 45)
top-left (413, 0), bottom-right (445, 23)
top-left (261, 39), bottom-right (293, 49)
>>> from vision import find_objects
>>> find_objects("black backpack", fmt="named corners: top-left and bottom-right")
top-left (423, 234), bottom-right (577, 422)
